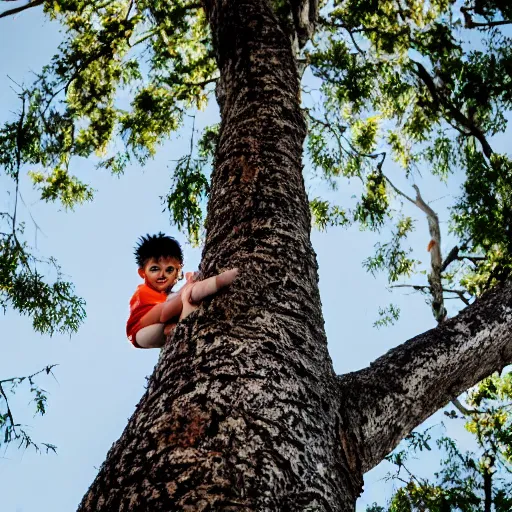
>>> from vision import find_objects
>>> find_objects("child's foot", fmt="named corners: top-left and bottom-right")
top-left (179, 268), bottom-right (238, 320)
top-left (189, 268), bottom-right (238, 303)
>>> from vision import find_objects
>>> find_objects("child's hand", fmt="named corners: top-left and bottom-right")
top-left (179, 281), bottom-right (199, 320)
top-left (185, 271), bottom-right (199, 283)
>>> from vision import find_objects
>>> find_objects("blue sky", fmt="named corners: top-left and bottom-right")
top-left (0, 6), bottom-right (498, 511)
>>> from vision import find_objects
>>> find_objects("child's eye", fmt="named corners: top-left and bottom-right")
top-left (150, 266), bottom-right (159, 272)
top-left (166, 267), bottom-right (175, 273)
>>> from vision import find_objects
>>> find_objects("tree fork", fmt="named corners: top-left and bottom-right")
top-left (78, 1), bottom-right (355, 510)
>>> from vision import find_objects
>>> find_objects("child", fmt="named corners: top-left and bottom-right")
top-left (126, 233), bottom-right (237, 349)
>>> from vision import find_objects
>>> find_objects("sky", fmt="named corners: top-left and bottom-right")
top-left (0, 5), bottom-right (502, 511)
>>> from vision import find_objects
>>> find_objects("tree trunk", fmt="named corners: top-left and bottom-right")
top-left (78, 0), bottom-right (357, 510)
top-left (77, 1), bottom-right (512, 510)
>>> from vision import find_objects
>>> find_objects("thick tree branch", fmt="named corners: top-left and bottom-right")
top-left (338, 279), bottom-right (512, 473)
top-left (0, 0), bottom-right (43, 19)
top-left (442, 245), bottom-right (486, 272)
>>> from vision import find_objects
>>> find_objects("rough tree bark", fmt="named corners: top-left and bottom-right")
top-left (77, 1), bottom-right (512, 510)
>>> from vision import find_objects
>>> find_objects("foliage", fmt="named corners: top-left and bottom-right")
top-left (369, 370), bottom-right (512, 511)
top-left (307, 0), bottom-right (512, 319)
top-left (1, 0), bottom-right (509, 314)
top-left (0, 224), bottom-right (86, 336)
top-left (0, 0), bottom-right (215, 450)
top-left (373, 304), bottom-right (401, 329)
top-left (164, 152), bottom-right (210, 247)
top-left (0, 365), bottom-right (58, 453)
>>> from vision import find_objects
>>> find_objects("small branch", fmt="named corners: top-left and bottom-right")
top-left (347, 29), bottom-right (364, 55)
top-left (412, 60), bottom-right (494, 160)
top-left (129, 27), bottom-right (158, 47)
top-left (461, 7), bottom-right (512, 29)
top-left (124, 0), bottom-right (134, 21)
top-left (460, 255), bottom-right (486, 265)
top-left (0, 0), bottom-right (44, 19)
top-left (306, 110), bottom-right (387, 173)
top-left (0, 382), bottom-right (17, 434)
top-left (441, 245), bottom-right (460, 272)
top-left (305, 111), bottom-right (354, 168)
top-left (12, 94), bottom-right (26, 232)
top-left (391, 284), bottom-right (466, 295)
top-left (0, 364), bottom-right (58, 386)
top-left (455, 291), bottom-right (471, 307)
top-left (183, 76), bottom-right (219, 88)
top-left (442, 246), bottom-right (486, 272)
top-left (391, 284), bottom-right (471, 306)
top-left (0, 364), bottom-right (58, 450)
top-left (450, 396), bottom-right (482, 416)
top-left (412, 185), bottom-right (446, 322)
top-left (482, 457), bottom-right (494, 512)
top-left (384, 175), bottom-right (416, 205)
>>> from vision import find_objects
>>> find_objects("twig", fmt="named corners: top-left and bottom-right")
top-left (384, 175), bottom-right (416, 205)
top-left (0, 383), bottom-right (17, 433)
top-left (12, 94), bottom-right (26, 232)
top-left (450, 396), bottom-right (483, 416)
top-left (391, 284), bottom-right (466, 295)
top-left (390, 284), bottom-right (471, 306)
top-left (441, 245), bottom-right (460, 272)
top-left (0, 364), bottom-right (58, 387)
top-left (0, 0), bottom-right (44, 19)
top-left (461, 7), bottom-right (512, 29)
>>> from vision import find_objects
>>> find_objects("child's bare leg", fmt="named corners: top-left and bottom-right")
top-left (179, 268), bottom-right (238, 321)
top-left (156, 269), bottom-right (238, 322)
top-left (189, 268), bottom-right (238, 304)
top-left (135, 324), bottom-right (166, 348)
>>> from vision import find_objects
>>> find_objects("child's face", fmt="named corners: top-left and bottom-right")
top-left (138, 256), bottom-right (181, 293)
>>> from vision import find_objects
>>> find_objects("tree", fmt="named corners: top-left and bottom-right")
top-left (0, 0), bottom-right (511, 509)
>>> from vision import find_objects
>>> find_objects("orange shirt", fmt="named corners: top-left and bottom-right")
top-left (126, 283), bottom-right (167, 347)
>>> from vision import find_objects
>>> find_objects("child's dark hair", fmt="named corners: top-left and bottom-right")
top-left (134, 233), bottom-right (183, 268)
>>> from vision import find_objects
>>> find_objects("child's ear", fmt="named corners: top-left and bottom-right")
top-left (137, 268), bottom-right (145, 280)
